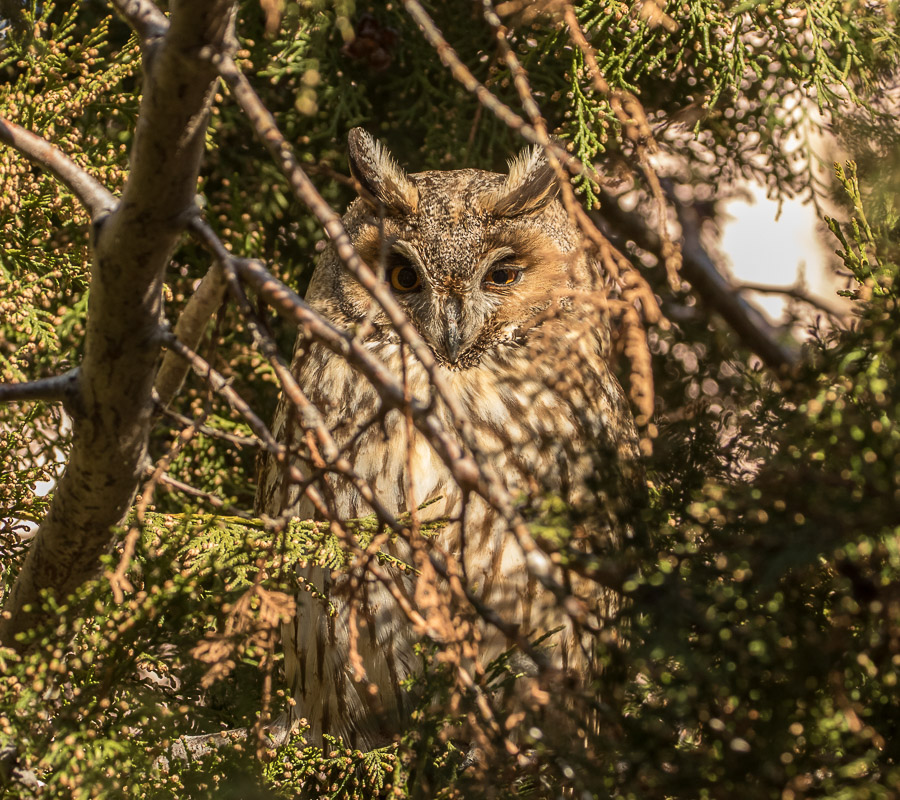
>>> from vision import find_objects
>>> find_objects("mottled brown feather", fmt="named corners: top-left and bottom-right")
top-left (256, 129), bottom-right (640, 750)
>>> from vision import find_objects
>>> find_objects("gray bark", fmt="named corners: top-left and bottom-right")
top-left (0, 0), bottom-right (237, 648)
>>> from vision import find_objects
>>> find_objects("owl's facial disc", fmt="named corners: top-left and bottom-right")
top-left (380, 242), bottom-right (530, 367)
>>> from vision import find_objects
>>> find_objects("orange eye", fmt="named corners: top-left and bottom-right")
top-left (390, 263), bottom-right (421, 292)
top-left (485, 267), bottom-right (522, 287)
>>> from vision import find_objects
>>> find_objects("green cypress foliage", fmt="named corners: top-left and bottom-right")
top-left (2, 1), bottom-right (899, 797)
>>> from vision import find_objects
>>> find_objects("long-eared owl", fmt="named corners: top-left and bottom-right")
top-left (256, 128), bottom-right (640, 750)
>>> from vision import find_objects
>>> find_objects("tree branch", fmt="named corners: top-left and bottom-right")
top-left (0, 118), bottom-right (115, 218)
top-left (110, 0), bottom-right (168, 42)
top-left (153, 260), bottom-right (228, 408)
top-left (0, 369), bottom-right (81, 413)
top-left (0, 0), bottom-right (238, 649)
top-left (597, 192), bottom-right (799, 372)
top-left (735, 281), bottom-right (847, 320)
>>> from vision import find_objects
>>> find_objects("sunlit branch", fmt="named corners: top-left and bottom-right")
top-left (110, 0), bottom-right (174, 43)
top-left (0, 117), bottom-right (115, 218)
top-left (154, 259), bottom-right (228, 408)
top-left (157, 404), bottom-right (260, 447)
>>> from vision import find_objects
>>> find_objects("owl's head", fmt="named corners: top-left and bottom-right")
top-left (308, 128), bottom-right (598, 369)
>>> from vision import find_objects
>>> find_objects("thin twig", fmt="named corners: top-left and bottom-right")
top-left (0, 118), bottom-right (115, 218)
top-left (402, 0), bottom-right (599, 187)
top-left (157, 404), bottom-right (260, 448)
top-left (187, 217), bottom-right (413, 533)
top-left (403, 0), bottom-right (547, 158)
top-left (735, 281), bottom-right (847, 320)
top-left (108, 419), bottom-right (202, 603)
top-left (158, 328), bottom-right (338, 524)
top-left (157, 472), bottom-right (254, 517)
top-left (160, 330), bottom-right (297, 461)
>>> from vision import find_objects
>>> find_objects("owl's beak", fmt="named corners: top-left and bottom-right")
top-left (443, 298), bottom-right (462, 363)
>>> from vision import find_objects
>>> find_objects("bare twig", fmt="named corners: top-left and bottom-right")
top-left (160, 329), bottom-right (286, 456)
top-left (0, 117), bottom-right (115, 217)
top-left (402, 0), bottom-right (602, 190)
top-left (157, 404), bottom-right (259, 447)
top-left (156, 472), bottom-right (253, 517)
top-left (735, 281), bottom-right (847, 320)
top-left (108, 418), bottom-right (201, 603)
top-left (187, 217), bottom-right (421, 534)
top-left (159, 329), bottom-right (347, 528)
top-left (403, 0), bottom-right (546, 158)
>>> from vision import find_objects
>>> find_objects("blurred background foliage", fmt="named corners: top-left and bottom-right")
top-left (2, 0), bottom-right (900, 797)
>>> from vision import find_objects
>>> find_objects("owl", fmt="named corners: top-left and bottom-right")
top-left (256, 129), bottom-right (640, 750)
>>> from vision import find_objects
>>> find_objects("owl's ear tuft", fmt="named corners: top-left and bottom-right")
top-left (348, 128), bottom-right (419, 215)
top-left (482, 145), bottom-right (559, 217)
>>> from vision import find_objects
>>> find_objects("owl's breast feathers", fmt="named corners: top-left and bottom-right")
top-left (255, 128), bottom-right (642, 748)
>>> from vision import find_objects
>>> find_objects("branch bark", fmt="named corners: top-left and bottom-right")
top-left (597, 192), bottom-right (799, 372)
top-left (0, 369), bottom-right (81, 411)
top-left (0, 0), bottom-right (238, 649)
top-left (153, 261), bottom-right (228, 408)
top-left (0, 117), bottom-right (115, 217)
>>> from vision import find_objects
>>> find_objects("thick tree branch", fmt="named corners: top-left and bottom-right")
top-left (0, 118), bottom-right (115, 217)
top-left (0, 0), bottom-right (238, 649)
top-left (675, 202), bottom-right (799, 371)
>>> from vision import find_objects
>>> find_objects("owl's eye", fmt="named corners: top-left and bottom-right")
top-left (484, 267), bottom-right (522, 287)
top-left (389, 259), bottom-right (421, 292)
